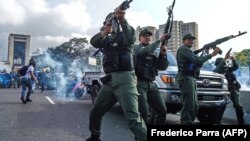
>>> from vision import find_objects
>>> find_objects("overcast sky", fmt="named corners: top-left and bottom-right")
top-left (0, 0), bottom-right (249, 61)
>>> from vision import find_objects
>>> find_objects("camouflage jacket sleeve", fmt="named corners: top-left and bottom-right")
top-left (213, 61), bottom-right (225, 74)
top-left (90, 33), bottom-right (105, 49)
top-left (135, 40), bottom-right (161, 56)
top-left (120, 20), bottom-right (136, 47)
top-left (193, 48), bottom-right (204, 55)
top-left (179, 46), bottom-right (212, 65)
top-left (157, 53), bottom-right (169, 70)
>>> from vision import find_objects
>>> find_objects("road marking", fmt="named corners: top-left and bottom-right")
top-left (45, 96), bottom-right (55, 105)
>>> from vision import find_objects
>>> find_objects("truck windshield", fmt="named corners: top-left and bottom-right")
top-left (155, 49), bottom-right (177, 66)
top-left (167, 51), bottom-right (177, 66)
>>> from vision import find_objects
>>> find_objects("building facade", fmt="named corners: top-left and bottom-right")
top-left (158, 21), bottom-right (199, 54)
top-left (135, 26), bottom-right (159, 45)
top-left (8, 34), bottom-right (31, 67)
top-left (135, 21), bottom-right (199, 55)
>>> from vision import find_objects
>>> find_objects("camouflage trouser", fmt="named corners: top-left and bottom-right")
top-left (178, 76), bottom-right (198, 124)
top-left (88, 74), bottom-right (147, 141)
top-left (230, 89), bottom-right (244, 125)
top-left (137, 80), bottom-right (167, 125)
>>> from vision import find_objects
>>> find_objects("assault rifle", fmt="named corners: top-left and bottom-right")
top-left (93, 0), bottom-right (133, 57)
top-left (161, 0), bottom-right (176, 47)
top-left (104, 0), bottom-right (133, 33)
top-left (196, 31), bottom-right (247, 55)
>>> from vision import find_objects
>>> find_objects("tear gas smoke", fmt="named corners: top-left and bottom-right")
top-left (35, 52), bottom-right (99, 100)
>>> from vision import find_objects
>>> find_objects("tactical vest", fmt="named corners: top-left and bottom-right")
top-left (177, 46), bottom-right (200, 78)
top-left (135, 52), bottom-right (158, 81)
top-left (102, 33), bottom-right (134, 74)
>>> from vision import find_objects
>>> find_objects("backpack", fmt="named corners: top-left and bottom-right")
top-left (18, 66), bottom-right (29, 76)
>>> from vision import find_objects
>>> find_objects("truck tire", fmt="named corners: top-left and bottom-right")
top-left (91, 84), bottom-right (100, 104)
top-left (197, 106), bottom-right (226, 124)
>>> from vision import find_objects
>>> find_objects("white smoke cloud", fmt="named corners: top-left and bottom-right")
top-left (37, 52), bottom-right (92, 100)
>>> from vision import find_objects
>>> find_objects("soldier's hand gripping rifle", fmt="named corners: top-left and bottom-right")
top-left (104, 0), bottom-right (133, 32)
top-left (161, 0), bottom-right (176, 52)
top-left (198, 31), bottom-right (247, 56)
top-left (93, 0), bottom-right (133, 57)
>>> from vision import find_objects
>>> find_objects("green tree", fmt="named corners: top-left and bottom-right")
top-left (46, 37), bottom-right (89, 74)
top-left (235, 49), bottom-right (250, 66)
top-left (47, 37), bottom-right (88, 61)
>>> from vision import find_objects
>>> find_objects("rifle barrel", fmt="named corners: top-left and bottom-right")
top-left (202, 31), bottom-right (247, 52)
top-left (237, 31), bottom-right (247, 36)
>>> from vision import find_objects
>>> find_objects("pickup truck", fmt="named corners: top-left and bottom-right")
top-left (85, 51), bottom-right (230, 124)
top-left (84, 71), bottom-right (103, 104)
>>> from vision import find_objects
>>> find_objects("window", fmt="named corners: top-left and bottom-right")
top-left (155, 49), bottom-right (177, 67)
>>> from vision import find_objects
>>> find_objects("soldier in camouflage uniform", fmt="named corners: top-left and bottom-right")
top-left (134, 29), bottom-right (168, 125)
top-left (214, 55), bottom-right (244, 125)
top-left (177, 34), bottom-right (221, 124)
top-left (85, 9), bottom-right (147, 141)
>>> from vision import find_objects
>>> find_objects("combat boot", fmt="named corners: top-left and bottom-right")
top-left (85, 135), bottom-right (101, 141)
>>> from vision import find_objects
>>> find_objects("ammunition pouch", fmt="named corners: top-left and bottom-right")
top-left (178, 63), bottom-right (201, 79)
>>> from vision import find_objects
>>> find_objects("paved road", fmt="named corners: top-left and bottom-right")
top-left (0, 88), bottom-right (134, 141)
top-left (0, 88), bottom-right (246, 141)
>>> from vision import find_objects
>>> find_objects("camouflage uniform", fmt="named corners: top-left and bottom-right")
top-left (177, 45), bottom-right (212, 124)
top-left (134, 39), bottom-right (168, 125)
top-left (87, 20), bottom-right (147, 141)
